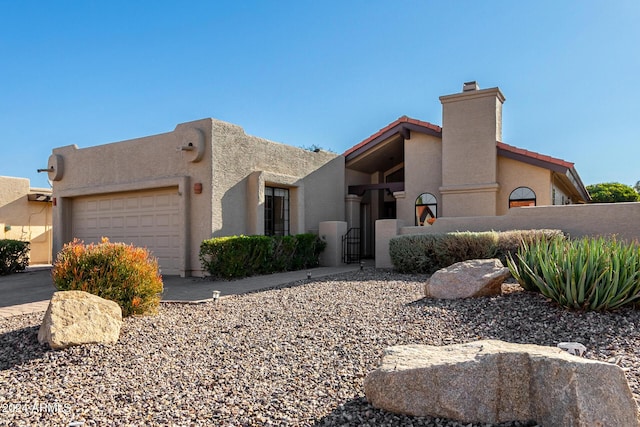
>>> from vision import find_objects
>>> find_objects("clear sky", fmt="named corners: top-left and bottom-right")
top-left (2, 0), bottom-right (639, 190)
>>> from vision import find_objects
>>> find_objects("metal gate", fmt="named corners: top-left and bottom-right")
top-left (342, 227), bottom-right (361, 264)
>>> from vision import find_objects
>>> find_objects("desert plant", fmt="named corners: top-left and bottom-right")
top-left (507, 236), bottom-right (640, 311)
top-left (0, 239), bottom-right (30, 275)
top-left (52, 237), bottom-right (163, 317)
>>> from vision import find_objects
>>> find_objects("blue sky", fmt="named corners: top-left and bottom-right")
top-left (2, 1), bottom-right (639, 190)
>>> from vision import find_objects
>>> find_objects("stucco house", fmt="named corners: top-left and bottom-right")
top-left (343, 81), bottom-right (590, 257)
top-left (0, 176), bottom-right (52, 264)
top-left (48, 119), bottom-right (345, 276)
top-left (48, 81), bottom-right (590, 275)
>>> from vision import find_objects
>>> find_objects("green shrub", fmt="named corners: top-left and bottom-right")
top-left (200, 233), bottom-right (326, 279)
top-left (494, 229), bottom-right (565, 265)
top-left (52, 237), bottom-right (163, 317)
top-left (390, 230), bottom-right (565, 274)
top-left (0, 239), bottom-right (30, 275)
top-left (507, 236), bottom-right (640, 311)
top-left (389, 234), bottom-right (441, 274)
top-left (435, 232), bottom-right (499, 267)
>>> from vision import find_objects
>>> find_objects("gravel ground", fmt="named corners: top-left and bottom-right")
top-left (2, 268), bottom-right (640, 426)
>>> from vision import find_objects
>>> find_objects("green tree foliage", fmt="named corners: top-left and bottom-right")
top-left (586, 182), bottom-right (640, 203)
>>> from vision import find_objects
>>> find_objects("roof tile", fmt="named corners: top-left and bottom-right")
top-left (497, 141), bottom-right (574, 169)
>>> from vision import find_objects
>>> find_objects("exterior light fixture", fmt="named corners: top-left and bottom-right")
top-left (307, 272), bottom-right (311, 279)
top-left (194, 183), bottom-right (203, 194)
top-left (212, 290), bottom-right (221, 302)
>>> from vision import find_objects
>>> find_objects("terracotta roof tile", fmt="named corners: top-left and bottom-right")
top-left (343, 116), bottom-right (442, 157)
top-left (497, 141), bottom-right (574, 169)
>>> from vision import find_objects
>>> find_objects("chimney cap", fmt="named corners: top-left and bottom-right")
top-left (463, 81), bottom-right (479, 92)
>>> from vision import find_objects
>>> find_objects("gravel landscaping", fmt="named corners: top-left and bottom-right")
top-left (2, 268), bottom-right (640, 426)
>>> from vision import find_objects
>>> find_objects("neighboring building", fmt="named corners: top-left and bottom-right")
top-left (0, 176), bottom-right (52, 264)
top-left (344, 82), bottom-right (590, 257)
top-left (48, 119), bottom-right (345, 276)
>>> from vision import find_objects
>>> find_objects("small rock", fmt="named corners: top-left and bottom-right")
top-left (38, 290), bottom-right (122, 350)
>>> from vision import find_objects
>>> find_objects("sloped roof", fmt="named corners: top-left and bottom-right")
top-left (497, 141), bottom-right (574, 170)
top-left (344, 116), bottom-right (591, 202)
top-left (343, 116), bottom-right (441, 159)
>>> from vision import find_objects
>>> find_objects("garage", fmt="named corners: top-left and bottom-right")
top-left (71, 187), bottom-right (181, 275)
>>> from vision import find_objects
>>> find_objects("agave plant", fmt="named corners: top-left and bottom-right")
top-left (507, 236), bottom-right (640, 311)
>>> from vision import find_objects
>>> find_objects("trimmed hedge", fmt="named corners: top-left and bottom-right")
top-left (200, 234), bottom-right (326, 279)
top-left (52, 238), bottom-right (163, 317)
top-left (389, 229), bottom-right (564, 274)
top-left (0, 239), bottom-right (30, 275)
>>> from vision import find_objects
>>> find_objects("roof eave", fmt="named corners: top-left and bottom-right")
top-left (497, 146), bottom-right (591, 202)
top-left (344, 122), bottom-right (441, 161)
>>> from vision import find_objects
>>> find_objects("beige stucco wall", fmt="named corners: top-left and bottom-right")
top-left (0, 176), bottom-right (52, 264)
top-left (210, 120), bottom-right (344, 238)
top-left (371, 202), bottom-right (640, 270)
top-left (50, 118), bottom-right (344, 276)
top-left (51, 119), bottom-right (214, 276)
top-left (399, 202), bottom-right (640, 242)
top-left (496, 156), bottom-right (552, 215)
top-left (399, 133), bottom-right (442, 225)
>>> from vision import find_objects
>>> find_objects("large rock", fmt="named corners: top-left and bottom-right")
top-left (364, 340), bottom-right (639, 426)
top-left (38, 290), bottom-right (123, 350)
top-left (424, 258), bottom-right (510, 299)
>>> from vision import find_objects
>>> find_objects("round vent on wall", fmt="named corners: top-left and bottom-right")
top-left (179, 127), bottom-right (205, 162)
top-left (47, 154), bottom-right (64, 181)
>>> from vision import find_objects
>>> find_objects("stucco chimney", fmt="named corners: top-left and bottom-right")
top-left (438, 82), bottom-right (506, 217)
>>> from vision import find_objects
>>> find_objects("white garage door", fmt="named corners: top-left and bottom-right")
top-left (72, 188), bottom-right (181, 275)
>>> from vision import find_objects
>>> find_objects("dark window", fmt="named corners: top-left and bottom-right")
top-left (386, 168), bottom-right (404, 183)
top-left (509, 187), bottom-right (536, 208)
top-left (415, 193), bottom-right (437, 225)
top-left (265, 187), bottom-right (289, 236)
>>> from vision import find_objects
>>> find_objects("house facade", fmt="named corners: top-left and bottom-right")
top-left (48, 81), bottom-right (592, 275)
top-left (48, 119), bottom-right (345, 276)
top-left (0, 176), bottom-right (52, 264)
top-left (344, 82), bottom-right (590, 256)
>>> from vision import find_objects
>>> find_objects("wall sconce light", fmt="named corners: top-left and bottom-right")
top-left (53, 197), bottom-right (57, 206)
top-left (194, 183), bottom-right (202, 194)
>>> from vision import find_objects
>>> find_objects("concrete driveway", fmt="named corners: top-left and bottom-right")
top-left (0, 264), bottom-right (362, 317)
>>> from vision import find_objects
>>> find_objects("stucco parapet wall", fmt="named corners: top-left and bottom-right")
top-left (439, 182), bottom-right (499, 194)
top-left (54, 176), bottom-right (189, 198)
top-left (439, 86), bottom-right (506, 104)
top-left (399, 202), bottom-right (640, 242)
top-left (256, 171), bottom-right (303, 187)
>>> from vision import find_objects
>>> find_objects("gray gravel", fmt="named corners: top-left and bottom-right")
top-left (1, 268), bottom-right (639, 426)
